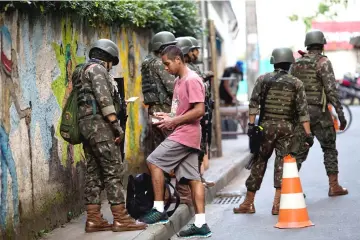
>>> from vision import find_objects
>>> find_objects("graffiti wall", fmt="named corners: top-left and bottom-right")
top-left (0, 11), bottom-right (150, 239)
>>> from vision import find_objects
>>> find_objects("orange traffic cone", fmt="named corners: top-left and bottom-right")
top-left (275, 155), bottom-right (314, 229)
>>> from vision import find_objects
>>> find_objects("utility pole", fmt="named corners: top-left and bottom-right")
top-left (199, 0), bottom-right (209, 72)
top-left (245, 0), bottom-right (260, 97)
top-left (209, 19), bottom-right (222, 158)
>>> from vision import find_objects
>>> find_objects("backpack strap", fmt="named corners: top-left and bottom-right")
top-left (78, 62), bottom-right (100, 117)
top-left (164, 181), bottom-right (180, 218)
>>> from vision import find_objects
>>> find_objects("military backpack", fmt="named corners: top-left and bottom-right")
top-left (60, 63), bottom-right (93, 145)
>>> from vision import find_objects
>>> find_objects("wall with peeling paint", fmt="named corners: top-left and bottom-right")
top-left (0, 11), bottom-right (150, 239)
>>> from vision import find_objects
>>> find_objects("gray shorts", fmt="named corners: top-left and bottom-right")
top-left (147, 139), bottom-right (200, 182)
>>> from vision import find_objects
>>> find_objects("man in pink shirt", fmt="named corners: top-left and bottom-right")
top-left (139, 45), bottom-right (212, 238)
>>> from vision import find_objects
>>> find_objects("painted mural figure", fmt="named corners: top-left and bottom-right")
top-left (0, 26), bottom-right (31, 231)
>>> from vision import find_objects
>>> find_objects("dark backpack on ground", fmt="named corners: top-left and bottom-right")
top-left (126, 173), bottom-right (180, 219)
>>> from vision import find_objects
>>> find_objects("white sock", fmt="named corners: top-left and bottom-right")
top-left (153, 201), bottom-right (164, 212)
top-left (194, 213), bottom-right (206, 228)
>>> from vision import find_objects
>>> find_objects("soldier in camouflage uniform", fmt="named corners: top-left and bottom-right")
top-left (187, 36), bottom-right (215, 188)
top-left (290, 30), bottom-right (348, 197)
top-left (77, 39), bottom-right (146, 232)
top-left (141, 31), bottom-right (177, 159)
top-left (233, 48), bottom-right (313, 215)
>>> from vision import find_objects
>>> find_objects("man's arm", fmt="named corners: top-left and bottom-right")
top-left (248, 75), bottom-right (264, 124)
top-left (173, 102), bottom-right (205, 125)
top-left (221, 68), bottom-right (235, 99)
top-left (88, 65), bottom-right (117, 122)
top-left (157, 102), bottom-right (204, 130)
top-left (157, 77), bottom-right (205, 129)
top-left (294, 79), bottom-right (311, 135)
top-left (319, 58), bottom-right (344, 117)
top-left (223, 81), bottom-right (235, 99)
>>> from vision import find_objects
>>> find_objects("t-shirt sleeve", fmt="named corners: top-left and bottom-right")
top-left (187, 76), bottom-right (205, 104)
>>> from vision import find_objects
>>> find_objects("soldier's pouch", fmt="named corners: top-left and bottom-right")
top-left (249, 126), bottom-right (264, 154)
top-left (86, 117), bottom-right (114, 144)
top-left (91, 127), bottom-right (114, 144)
top-left (319, 119), bottom-right (334, 128)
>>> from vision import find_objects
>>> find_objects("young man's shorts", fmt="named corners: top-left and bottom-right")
top-left (147, 139), bottom-right (201, 182)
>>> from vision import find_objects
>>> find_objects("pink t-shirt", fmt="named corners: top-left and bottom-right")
top-left (167, 69), bottom-right (205, 149)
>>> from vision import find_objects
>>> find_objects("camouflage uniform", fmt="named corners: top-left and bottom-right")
top-left (141, 53), bottom-right (175, 157)
top-left (76, 60), bottom-right (125, 205)
top-left (187, 62), bottom-right (212, 158)
top-left (290, 50), bottom-right (344, 174)
top-left (245, 71), bottom-right (310, 192)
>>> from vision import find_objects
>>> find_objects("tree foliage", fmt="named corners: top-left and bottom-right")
top-left (0, 0), bottom-right (202, 37)
top-left (288, 0), bottom-right (348, 31)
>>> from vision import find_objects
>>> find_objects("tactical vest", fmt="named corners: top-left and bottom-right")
top-left (291, 54), bottom-right (324, 106)
top-left (262, 74), bottom-right (296, 121)
top-left (187, 63), bottom-right (213, 121)
top-left (76, 63), bottom-right (120, 119)
top-left (141, 57), bottom-right (171, 105)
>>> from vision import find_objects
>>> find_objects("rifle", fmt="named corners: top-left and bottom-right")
top-left (114, 77), bottom-right (128, 161)
top-left (245, 72), bottom-right (285, 170)
top-left (207, 98), bottom-right (214, 156)
top-left (206, 76), bottom-right (214, 158)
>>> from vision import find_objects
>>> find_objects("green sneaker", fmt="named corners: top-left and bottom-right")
top-left (139, 209), bottom-right (169, 225)
top-left (179, 223), bottom-right (212, 238)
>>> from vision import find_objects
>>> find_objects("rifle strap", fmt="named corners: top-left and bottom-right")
top-left (258, 70), bottom-right (287, 126)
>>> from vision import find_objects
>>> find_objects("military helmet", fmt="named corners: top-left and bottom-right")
top-left (151, 31), bottom-right (177, 52)
top-left (89, 39), bottom-right (119, 66)
top-left (304, 30), bottom-right (327, 47)
top-left (186, 36), bottom-right (201, 49)
top-left (270, 48), bottom-right (295, 64)
top-left (175, 37), bottom-right (194, 55)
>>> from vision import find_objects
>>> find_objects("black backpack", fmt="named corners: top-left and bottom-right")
top-left (126, 173), bottom-right (180, 219)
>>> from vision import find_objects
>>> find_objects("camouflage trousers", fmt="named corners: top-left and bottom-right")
top-left (293, 117), bottom-right (338, 175)
top-left (80, 117), bottom-right (125, 205)
top-left (144, 104), bottom-right (172, 159)
top-left (246, 121), bottom-right (294, 192)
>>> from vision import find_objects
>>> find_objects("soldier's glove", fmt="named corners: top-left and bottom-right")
top-left (305, 133), bottom-right (314, 147)
top-left (111, 120), bottom-right (125, 143)
top-left (247, 123), bottom-right (255, 137)
top-left (338, 115), bottom-right (347, 131)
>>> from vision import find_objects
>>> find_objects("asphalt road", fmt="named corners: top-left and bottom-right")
top-left (173, 106), bottom-right (360, 240)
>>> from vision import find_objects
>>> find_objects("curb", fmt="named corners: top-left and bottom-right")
top-left (133, 152), bottom-right (252, 240)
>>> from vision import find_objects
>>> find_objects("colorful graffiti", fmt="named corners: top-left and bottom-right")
top-left (51, 18), bottom-right (86, 166)
top-left (0, 25), bottom-right (31, 232)
top-left (117, 29), bottom-right (144, 163)
top-left (0, 12), bottom-right (149, 237)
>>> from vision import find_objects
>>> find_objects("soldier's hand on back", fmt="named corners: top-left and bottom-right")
top-left (338, 115), bottom-right (347, 131)
top-left (247, 123), bottom-right (255, 137)
top-left (305, 134), bottom-right (314, 147)
top-left (111, 120), bottom-right (125, 144)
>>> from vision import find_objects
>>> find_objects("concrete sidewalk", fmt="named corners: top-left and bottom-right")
top-left (42, 136), bottom-right (251, 240)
